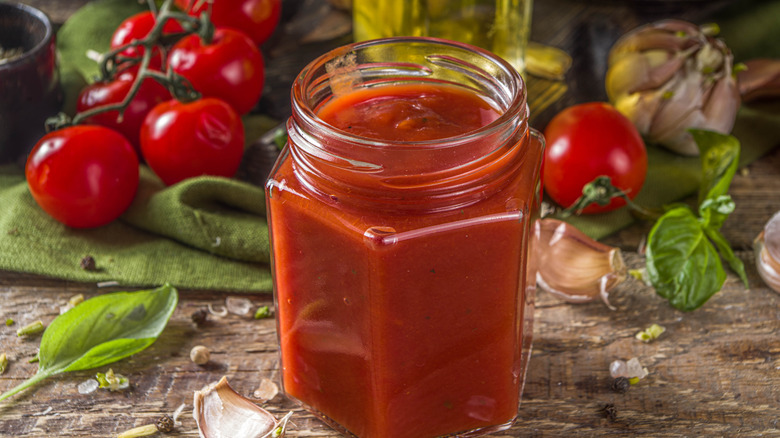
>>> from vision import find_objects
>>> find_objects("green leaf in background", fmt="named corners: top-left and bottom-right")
top-left (646, 207), bottom-right (727, 311)
top-left (692, 129), bottom-right (740, 205)
top-left (57, 0), bottom-right (147, 82)
top-left (0, 284), bottom-right (178, 402)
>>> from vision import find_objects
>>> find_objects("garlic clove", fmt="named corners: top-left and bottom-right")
top-left (737, 58), bottom-right (780, 102)
top-left (754, 211), bottom-right (780, 294)
top-left (533, 219), bottom-right (627, 309)
top-left (701, 72), bottom-right (740, 134)
top-left (193, 376), bottom-right (287, 438)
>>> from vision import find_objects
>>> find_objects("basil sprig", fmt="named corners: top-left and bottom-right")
top-left (0, 284), bottom-right (178, 402)
top-left (645, 130), bottom-right (749, 311)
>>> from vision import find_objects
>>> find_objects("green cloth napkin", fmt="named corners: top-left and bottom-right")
top-left (0, 165), bottom-right (273, 292)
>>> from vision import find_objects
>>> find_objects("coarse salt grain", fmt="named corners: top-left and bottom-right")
top-left (77, 379), bottom-right (99, 394)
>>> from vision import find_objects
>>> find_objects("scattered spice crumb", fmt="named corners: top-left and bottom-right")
top-left (80, 255), bottom-right (97, 271)
top-left (117, 424), bottom-right (158, 438)
top-left (96, 368), bottom-right (129, 391)
top-left (254, 305), bottom-right (271, 319)
top-left (610, 376), bottom-right (630, 393)
top-left (171, 403), bottom-right (186, 424)
top-left (225, 296), bottom-right (252, 316)
top-left (191, 308), bottom-right (209, 326)
top-left (0, 353), bottom-right (8, 374)
top-left (602, 403), bottom-right (617, 422)
top-left (97, 280), bottom-right (119, 288)
top-left (635, 323), bottom-right (666, 343)
top-left (207, 303), bottom-right (228, 317)
top-left (156, 414), bottom-right (175, 432)
top-left (77, 378), bottom-right (99, 394)
top-left (5, 318), bottom-right (13, 326)
top-left (190, 345), bottom-right (210, 365)
top-left (61, 294), bottom-right (86, 314)
top-left (252, 377), bottom-right (279, 402)
top-left (16, 320), bottom-right (45, 337)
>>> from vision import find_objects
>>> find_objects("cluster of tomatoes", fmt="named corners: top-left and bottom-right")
top-left (25, 0), bottom-right (281, 228)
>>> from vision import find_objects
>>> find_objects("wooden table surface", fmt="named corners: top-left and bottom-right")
top-left (2, 1), bottom-right (780, 437)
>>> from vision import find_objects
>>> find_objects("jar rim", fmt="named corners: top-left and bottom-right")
top-left (291, 36), bottom-right (528, 150)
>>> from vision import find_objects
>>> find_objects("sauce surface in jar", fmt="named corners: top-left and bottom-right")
top-left (317, 83), bottom-right (500, 141)
top-left (267, 81), bottom-right (540, 438)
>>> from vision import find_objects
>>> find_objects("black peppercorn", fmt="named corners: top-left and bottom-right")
top-left (191, 308), bottom-right (208, 326)
top-left (156, 414), bottom-right (175, 433)
top-left (610, 376), bottom-right (630, 393)
top-left (602, 403), bottom-right (617, 422)
top-left (80, 255), bottom-right (97, 271)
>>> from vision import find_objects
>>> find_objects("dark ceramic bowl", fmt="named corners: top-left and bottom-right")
top-left (0, 2), bottom-right (62, 164)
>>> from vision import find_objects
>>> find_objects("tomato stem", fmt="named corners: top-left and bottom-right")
top-left (47, 0), bottom-right (207, 132)
top-left (556, 176), bottom-right (662, 220)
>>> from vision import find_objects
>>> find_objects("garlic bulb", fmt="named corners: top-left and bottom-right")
top-left (193, 377), bottom-right (291, 438)
top-left (533, 219), bottom-right (627, 309)
top-left (754, 211), bottom-right (780, 294)
top-left (606, 20), bottom-right (739, 156)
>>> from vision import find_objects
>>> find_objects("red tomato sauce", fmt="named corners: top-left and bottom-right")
top-left (317, 83), bottom-right (500, 141)
top-left (268, 83), bottom-right (539, 437)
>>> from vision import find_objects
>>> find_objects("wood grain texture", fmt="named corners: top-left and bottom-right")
top-left (2, 0), bottom-right (780, 436)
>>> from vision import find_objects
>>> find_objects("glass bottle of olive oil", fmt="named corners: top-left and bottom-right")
top-left (353, 0), bottom-right (533, 73)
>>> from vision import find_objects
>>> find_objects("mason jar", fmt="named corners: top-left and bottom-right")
top-left (266, 37), bottom-right (544, 438)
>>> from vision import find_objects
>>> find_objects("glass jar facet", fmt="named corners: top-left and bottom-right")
top-left (266, 37), bottom-right (543, 438)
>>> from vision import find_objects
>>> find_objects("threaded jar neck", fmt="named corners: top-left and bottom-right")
top-left (287, 37), bottom-right (529, 213)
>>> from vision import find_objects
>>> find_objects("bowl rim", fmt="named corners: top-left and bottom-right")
top-left (0, 2), bottom-right (54, 70)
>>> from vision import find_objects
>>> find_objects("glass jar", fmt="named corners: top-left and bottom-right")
top-left (266, 37), bottom-right (544, 438)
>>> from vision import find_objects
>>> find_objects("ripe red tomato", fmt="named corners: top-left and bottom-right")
top-left (76, 73), bottom-right (171, 154)
top-left (111, 11), bottom-right (184, 62)
top-left (168, 28), bottom-right (265, 115)
top-left (543, 102), bottom-right (647, 214)
top-left (174, 0), bottom-right (282, 46)
top-left (26, 126), bottom-right (139, 228)
top-left (141, 98), bottom-right (244, 185)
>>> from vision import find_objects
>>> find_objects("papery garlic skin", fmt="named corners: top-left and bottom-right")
top-left (533, 219), bottom-right (627, 309)
top-left (606, 20), bottom-right (740, 156)
top-left (193, 377), bottom-right (279, 438)
top-left (754, 211), bottom-right (780, 294)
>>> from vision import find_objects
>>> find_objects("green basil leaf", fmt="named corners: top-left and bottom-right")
top-left (698, 194), bottom-right (735, 230)
top-left (646, 207), bottom-right (726, 311)
top-left (0, 284), bottom-right (177, 402)
top-left (692, 129), bottom-right (740, 205)
top-left (703, 226), bottom-right (750, 288)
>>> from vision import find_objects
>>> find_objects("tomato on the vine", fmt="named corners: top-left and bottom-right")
top-left (76, 71), bottom-right (171, 154)
top-left (26, 126), bottom-right (139, 228)
top-left (141, 98), bottom-right (244, 186)
top-left (542, 102), bottom-right (647, 214)
top-left (168, 28), bottom-right (265, 115)
top-left (174, 0), bottom-right (282, 46)
top-left (111, 11), bottom-right (184, 66)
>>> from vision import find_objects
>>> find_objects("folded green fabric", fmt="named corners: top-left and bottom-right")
top-left (0, 165), bottom-right (272, 292)
top-left (122, 167), bottom-right (270, 263)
